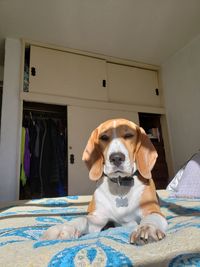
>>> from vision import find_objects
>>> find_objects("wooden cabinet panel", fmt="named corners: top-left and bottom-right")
top-left (29, 45), bottom-right (108, 101)
top-left (68, 106), bottom-right (139, 195)
top-left (107, 63), bottom-right (161, 106)
top-left (26, 45), bottom-right (162, 107)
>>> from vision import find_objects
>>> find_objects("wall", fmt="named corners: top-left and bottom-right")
top-left (0, 38), bottom-right (172, 201)
top-left (162, 34), bottom-right (200, 172)
top-left (0, 38), bottom-right (21, 202)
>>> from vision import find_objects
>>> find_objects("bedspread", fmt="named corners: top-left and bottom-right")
top-left (0, 190), bottom-right (200, 267)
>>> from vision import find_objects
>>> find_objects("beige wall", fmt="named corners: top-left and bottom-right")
top-left (0, 38), bottom-right (165, 202)
top-left (0, 38), bottom-right (21, 202)
top-left (0, 37), bottom-right (179, 201)
top-left (162, 34), bottom-right (200, 173)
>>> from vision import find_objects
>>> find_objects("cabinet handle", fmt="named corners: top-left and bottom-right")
top-left (155, 88), bottom-right (159, 96)
top-left (102, 80), bottom-right (106, 87)
top-left (31, 67), bottom-right (36, 76)
top-left (70, 154), bottom-right (75, 164)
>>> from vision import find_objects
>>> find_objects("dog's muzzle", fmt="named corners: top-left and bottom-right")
top-left (109, 152), bottom-right (125, 167)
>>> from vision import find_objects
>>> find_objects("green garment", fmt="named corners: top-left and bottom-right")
top-left (20, 127), bottom-right (27, 186)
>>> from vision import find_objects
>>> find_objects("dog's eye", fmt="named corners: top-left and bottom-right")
top-left (124, 133), bottom-right (134, 139)
top-left (99, 135), bottom-right (109, 141)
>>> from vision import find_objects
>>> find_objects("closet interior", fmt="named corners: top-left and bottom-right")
top-left (20, 101), bottom-right (68, 199)
top-left (139, 112), bottom-right (169, 189)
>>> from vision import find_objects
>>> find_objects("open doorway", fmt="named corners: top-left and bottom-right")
top-left (139, 112), bottom-right (169, 189)
top-left (20, 101), bottom-right (68, 199)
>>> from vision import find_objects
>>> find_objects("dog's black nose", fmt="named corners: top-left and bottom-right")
top-left (109, 152), bottom-right (125, 167)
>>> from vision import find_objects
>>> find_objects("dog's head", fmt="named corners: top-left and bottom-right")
top-left (82, 118), bottom-right (158, 181)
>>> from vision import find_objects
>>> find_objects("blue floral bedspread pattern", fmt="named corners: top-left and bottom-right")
top-left (0, 191), bottom-right (200, 267)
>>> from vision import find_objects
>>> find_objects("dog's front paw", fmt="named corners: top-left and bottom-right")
top-left (41, 224), bottom-right (81, 240)
top-left (130, 224), bottom-right (165, 245)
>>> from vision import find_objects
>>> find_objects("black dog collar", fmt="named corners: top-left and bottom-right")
top-left (104, 171), bottom-right (138, 186)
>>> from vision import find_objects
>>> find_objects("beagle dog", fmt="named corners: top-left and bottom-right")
top-left (43, 119), bottom-right (167, 245)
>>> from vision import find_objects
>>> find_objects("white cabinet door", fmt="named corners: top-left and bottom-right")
top-left (107, 63), bottom-right (161, 106)
top-left (29, 45), bottom-right (108, 101)
top-left (67, 106), bottom-right (139, 196)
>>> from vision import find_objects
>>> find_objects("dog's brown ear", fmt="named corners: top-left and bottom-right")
top-left (82, 128), bottom-right (104, 181)
top-left (135, 127), bottom-right (158, 179)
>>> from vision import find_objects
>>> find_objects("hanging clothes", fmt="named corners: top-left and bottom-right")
top-left (40, 119), bottom-right (66, 197)
top-left (21, 114), bottom-right (67, 199)
top-left (20, 127), bottom-right (27, 186)
top-left (24, 128), bottom-right (30, 178)
top-left (29, 119), bottom-right (42, 197)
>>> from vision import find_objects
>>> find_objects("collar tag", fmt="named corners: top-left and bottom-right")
top-left (116, 196), bottom-right (128, 207)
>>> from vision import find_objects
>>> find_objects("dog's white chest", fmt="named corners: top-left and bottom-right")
top-left (94, 176), bottom-right (145, 225)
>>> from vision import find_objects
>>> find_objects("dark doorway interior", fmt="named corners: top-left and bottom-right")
top-left (20, 101), bottom-right (68, 199)
top-left (139, 112), bottom-right (169, 189)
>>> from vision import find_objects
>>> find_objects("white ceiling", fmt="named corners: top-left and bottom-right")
top-left (1, 0), bottom-right (200, 66)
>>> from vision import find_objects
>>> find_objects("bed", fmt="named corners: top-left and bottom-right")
top-left (0, 190), bottom-right (200, 267)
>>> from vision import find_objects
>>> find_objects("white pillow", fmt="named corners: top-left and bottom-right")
top-left (173, 153), bottom-right (200, 198)
top-left (167, 167), bottom-right (185, 192)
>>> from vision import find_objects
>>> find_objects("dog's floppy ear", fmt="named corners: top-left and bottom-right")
top-left (135, 127), bottom-right (158, 179)
top-left (82, 128), bottom-right (104, 181)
